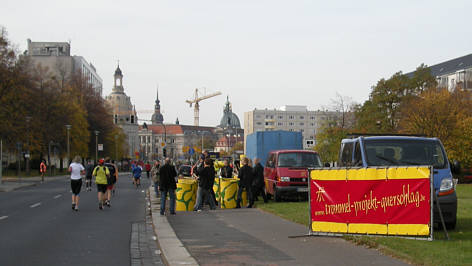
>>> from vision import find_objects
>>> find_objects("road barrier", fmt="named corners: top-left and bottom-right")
top-left (176, 179), bottom-right (198, 211)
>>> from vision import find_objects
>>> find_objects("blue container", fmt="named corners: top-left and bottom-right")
top-left (246, 131), bottom-right (303, 166)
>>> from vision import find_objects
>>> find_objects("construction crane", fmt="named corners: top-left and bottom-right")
top-left (186, 88), bottom-right (222, 126)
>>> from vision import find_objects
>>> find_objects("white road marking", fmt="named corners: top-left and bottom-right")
top-left (53, 194), bottom-right (62, 199)
top-left (0, 216), bottom-right (8, 220)
top-left (30, 202), bottom-right (41, 208)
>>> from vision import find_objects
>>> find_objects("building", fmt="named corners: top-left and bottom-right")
top-left (26, 39), bottom-right (103, 95)
top-left (105, 65), bottom-right (139, 158)
top-left (244, 105), bottom-right (342, 151)
top-left (406, 54), bottom-right (472, 91)
top-left (138, 95), bottom-right (243, 161)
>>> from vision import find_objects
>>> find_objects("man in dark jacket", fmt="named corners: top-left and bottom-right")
top-left (252, 158), bottom-right (268, 203)
top-left (236, 157), bottom-right (254, 208)
top-left (159, 158), bottom-right (177, 215)
top-left (220, 159), bottom-right (233, 179)
top-left (193, 158), bottom-right (217, 211)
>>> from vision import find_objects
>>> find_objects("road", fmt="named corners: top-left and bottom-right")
top-left (0, 173), bottom-right (161, 266)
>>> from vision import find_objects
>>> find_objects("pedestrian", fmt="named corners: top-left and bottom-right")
top-left (145, 162), bottom-right (151, 179)
top-left (39, 160), bottom-right (47, 183)
top-left (93, 158), bottom-right (110, 210)
top-left (193, 158), bottom-right (217, 212)
top-left (132, 163), bottom-right (142, 188)
top-left (111, 160), bottom-right (119, 195)
top-left (104, 157), bottom-right (118, 207)
top-left (252, 158), bottom-right (268, 203)
top-left (151, 160), bottom-right (161, 198)
top-left (84, 160), bottom-right (94, 191)
top-left (159, 158), bottom-right (177, 215)
top-left (69, 155), bottom-right (85, 211)
top-left (220, 159), bottom-right (233, 179)
top-left (236, 157), bottom-right (254, 208)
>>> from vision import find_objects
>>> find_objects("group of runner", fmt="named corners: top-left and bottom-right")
top-left (67, 156), bottom-right (118, 211)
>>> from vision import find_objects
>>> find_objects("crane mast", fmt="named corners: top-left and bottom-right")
top-left (185, 88), bottom-right (222, 126)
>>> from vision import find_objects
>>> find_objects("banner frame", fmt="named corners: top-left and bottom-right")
top-left (308, 166), bottom-right (434, 241)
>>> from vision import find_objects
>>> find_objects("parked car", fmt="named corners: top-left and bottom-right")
top-left (264, 150), bottom-right (322, 201)
top-left (178, 165), bottom-right (192, 177)
top-left (338, 135), bottom-right (459, 229)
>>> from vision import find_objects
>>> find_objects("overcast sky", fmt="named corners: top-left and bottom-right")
top-left (3, 0), bottom-right (471, 126)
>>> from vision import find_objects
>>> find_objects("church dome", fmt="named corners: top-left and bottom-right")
top-left (152, 112), bottom-right (164, 124)
top-left (218, 96), bottom-right (241, 129)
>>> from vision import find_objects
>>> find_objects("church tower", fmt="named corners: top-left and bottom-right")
top-left (151, 88), bottom-right (164, 124)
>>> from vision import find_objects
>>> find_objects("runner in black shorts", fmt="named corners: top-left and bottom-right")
top-left (93, 158), bottom-right (110, 210)
top-left (69, 155), bottom-right (85, 211)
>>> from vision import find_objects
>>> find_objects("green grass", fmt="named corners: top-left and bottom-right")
top-left (256, 184), bottom-right (472, 266)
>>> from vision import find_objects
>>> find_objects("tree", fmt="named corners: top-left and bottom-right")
top-left (314, 121), bottom-right (348, 163)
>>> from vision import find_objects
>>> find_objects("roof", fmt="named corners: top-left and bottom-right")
top-left (269, 150), bottom-right (318, 154)
top-left (143, 124), bottom-right (217, 135)
top-left (342, 136), bottom-right (439, 143)
top-left (406, 54), bottom-right (472, 78)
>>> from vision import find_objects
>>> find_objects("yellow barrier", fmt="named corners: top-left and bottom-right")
top-left (216, 178), bottom-right (247, 208)
top-left (175, 178), bottom-right (198, 211)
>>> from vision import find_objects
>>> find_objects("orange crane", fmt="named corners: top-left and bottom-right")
top-left (186, 88), bottom-right (221, 126)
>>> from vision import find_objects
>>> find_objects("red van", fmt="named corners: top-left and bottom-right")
top-left (264, 150), bottom-right (322, 201)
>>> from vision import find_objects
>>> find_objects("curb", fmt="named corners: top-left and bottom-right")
top-left (148, 187), bottom-right (199, 266)
top-left (0, 182), bottom-right (37, 192)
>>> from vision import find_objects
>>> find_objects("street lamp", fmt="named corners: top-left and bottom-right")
top-left (115, 135), bottom-right (118, 162)
top-left (95, 130), bottom-right (100, 164)
top-left (25, 116), bottom-right (31, 175)
top-left (65, 125), bottom-right (71, 165)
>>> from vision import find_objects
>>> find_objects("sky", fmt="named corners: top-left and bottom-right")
top-left (2, 0), bottom-right (471, 127)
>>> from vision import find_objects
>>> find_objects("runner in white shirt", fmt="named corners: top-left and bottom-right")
top-left (69, 155), bottom-right (85, 211)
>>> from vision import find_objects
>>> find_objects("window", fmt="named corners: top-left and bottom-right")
top-left (256, 122), bottom-right (262, 125)
top-left (353, 142), bottom-right (362, 166)
top-left (278, 115), bottom-right (283, 119)
top-left (310, 116), bottom-right (315, 120)
top-left (300, 122), bottom-right (304, 126)
top-left (310, 123), bottom-right (315, 126)
top-left (301, 129), bottom-right (304, 132)
top-left (339, 142), bottom-right (354, 167)
top-left (266, 115), bottom-right (270, 119)
top-left (289, 122), bottom-right (294, 126)
top-left (278, 122), bottom-right (283, 126)
top-left (266, 153), bottom-right (276, 168)
top-left (300, 116), bottom-right (304, 119)
top-left (289, 115), bottom-right (294, 119)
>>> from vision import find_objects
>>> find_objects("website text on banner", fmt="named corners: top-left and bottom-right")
top-left (309, 167), bottom-right (432, 237)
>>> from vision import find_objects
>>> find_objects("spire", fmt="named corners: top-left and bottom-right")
top-left (155, 86), bottom-right (160, 110)
top-left (224, 95), bottom-right (231, 113)
top-left (151, 85), bottom-right (164, 124)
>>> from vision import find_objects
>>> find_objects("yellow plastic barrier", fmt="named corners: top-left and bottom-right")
top-left (175, 178), bottom-right (198, 211)
top-left (217, 178), bottom-right (247, 208)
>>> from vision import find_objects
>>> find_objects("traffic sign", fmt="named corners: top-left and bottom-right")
top-left (98, 144), bottom-right (104, 151)
top-left (182, 146), bottom-right (189, 153)
top-left (188, 148), bottom-right (195, 155)
top-left (161, 142), bottom-right (166, 147)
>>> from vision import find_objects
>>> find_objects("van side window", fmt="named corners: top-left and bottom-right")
top-left (339, 143), bottom-right (353, 167)
top-left (353, 142), bottom-right (362, 166)
top-left (266, 154), bottom-right (275, 168)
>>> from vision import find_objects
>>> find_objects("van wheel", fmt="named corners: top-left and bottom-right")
top-left (274, 186), bottom-right (282, 202)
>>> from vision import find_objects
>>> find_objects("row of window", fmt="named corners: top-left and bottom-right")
top-left (256, 121), bottom-right (316, 127)
top-left (140, 136), bottom-right (175, 144)
top-left (256, 114), bottom-right (319, 120)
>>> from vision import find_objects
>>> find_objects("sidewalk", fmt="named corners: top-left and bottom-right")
top-left (0, 175), bottom-right (67, 192)
top-left (148, 190), bottom-right (408, 266)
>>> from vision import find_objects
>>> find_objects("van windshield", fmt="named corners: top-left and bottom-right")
top-left (277, 152), bottom-right (322, 168)
top-left (364, 139), bottom-right (447, 169)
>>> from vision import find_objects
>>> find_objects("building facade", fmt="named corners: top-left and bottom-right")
top-left (26, 39), bottom-right (103, 95)
top-left (244, 105), bottom-right (342, 151)
top-left (105, 65), bottom-right (139, 158)
top-left (406, 54), bottom-right (472, 91)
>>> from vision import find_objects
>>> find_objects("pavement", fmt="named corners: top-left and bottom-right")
top-left (149, 188), bottom-right (409, 266)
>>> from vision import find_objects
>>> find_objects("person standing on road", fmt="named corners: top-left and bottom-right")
top-left (193, 158), bottom-right (217, 212)
top-left (252, 158), bottom-right (268, 203)
top-left (132, 163), bottom-right (142, 188)
top-left (236, 157), bottom-right (254, 208)
top-left (151, 160), bottom-right (161, 198)
top-left (84, 160), bottom-right (94, 192)
top-left (69, 156), bottom-right (85, 211)
top-left (145, 162), bottom-right (151, 179)
top-left (93, 158), bottom-right (110, 210)
top-left (159, 158), bottom-right (177, 215)
top-left (104, 157), bottom-right (117, 207)
top-left (40, 160), bottom-right (47, 183)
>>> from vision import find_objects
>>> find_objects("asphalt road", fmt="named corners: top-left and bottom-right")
top-left (0, 173), bottom-right (155, 266)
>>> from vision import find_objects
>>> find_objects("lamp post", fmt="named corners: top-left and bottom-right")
top-left (115, 135), bottom-right (118, 162)
top-left (25, 116), bottom-right (31, 175)
top-left (95, 130), bottom-right (100, 164)
top-left (65, 125), bottom-right (71, 165)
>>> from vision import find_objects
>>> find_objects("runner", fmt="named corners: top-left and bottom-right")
top-left (132, 163), bottom-right (142, 188)
top-left (111, 160), bottom-right (119, 195)
top-left (39, 160), bottom-right (47, 183)
top-left (93, 158), bottom-right (110, 210)
top-left (145, 162), bottom-right (151, 179)
top-left (69, 156), bottom-right (85, 211)
top-left (104, 157), bottom-right (117, 207)
top-left (84, 160), bottom-right (94, 191)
